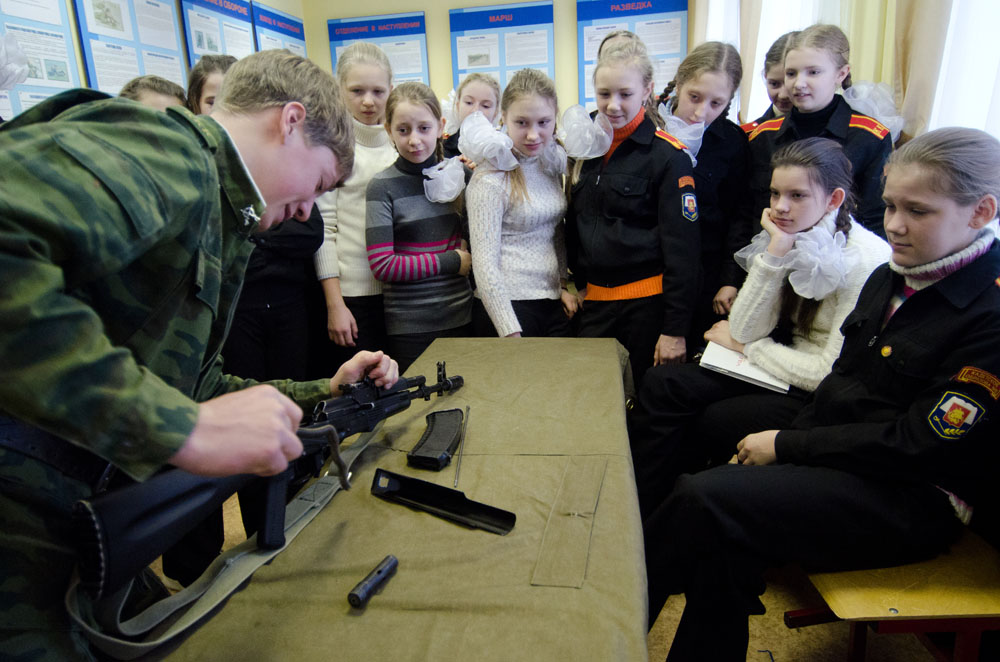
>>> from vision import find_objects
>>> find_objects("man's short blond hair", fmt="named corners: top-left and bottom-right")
top-left (216, 49), bottom-right (354, 184)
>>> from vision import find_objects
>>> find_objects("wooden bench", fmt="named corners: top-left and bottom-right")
top-left (784, 530), bottom-right (1000, 661)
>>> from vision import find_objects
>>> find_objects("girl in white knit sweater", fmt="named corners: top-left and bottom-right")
top-left (630, 137), bottom-right (890, 518)
top-left (314, 43), bottom-right (397, 365)
top-left (465, 68), bottom-right (579, 337)
top-left (709, 137), bottom-right (891, 389)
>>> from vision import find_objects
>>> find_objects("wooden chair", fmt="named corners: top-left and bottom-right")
top-left (784, 530), bottom-right (1000, 661)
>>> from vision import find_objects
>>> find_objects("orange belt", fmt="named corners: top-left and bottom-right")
top-left (584, 274), bottom-right (663, 301)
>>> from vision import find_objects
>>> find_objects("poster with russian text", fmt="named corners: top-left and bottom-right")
top-left (251, 2), bottom-right (304, 56)
top-left (180, 0), bottom-right (255, 66)
top-left (448, 2), bottom-right (553, 91)
top-left (1, 0), bottom-right (82, 117)
top-left (576, 0), bottom-right (687, 110)
top-left (73, 0), bottom-right (186, 95)
top-left (328, 12), bottom-right (428, 85)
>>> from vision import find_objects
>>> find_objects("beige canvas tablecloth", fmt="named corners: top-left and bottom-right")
top-left (167, 337), bottom-right (648, 661)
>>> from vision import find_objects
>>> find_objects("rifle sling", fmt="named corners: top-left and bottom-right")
top-left (64, 428), bottom-right (379, 660)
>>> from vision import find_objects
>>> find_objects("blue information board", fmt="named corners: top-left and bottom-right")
top-left (73, 0), bottom-right (187, 95)
top-left (576, 0), bottom-right (687, 108)
top-left (328, 12), bottom-right (428, 85)
top-left (180, 0), bottom-right (256, 66)
top-left (0, 0), bottom-right (82, 117)
top-left (252, 2), bottom-right (305, 57)
top-left (449, 1), bottom-right (554, 90)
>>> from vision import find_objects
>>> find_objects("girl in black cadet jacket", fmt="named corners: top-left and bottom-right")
top-left (644, 127), bottom-right (1000, 661)
top-left (656, 41), bottom-right (753, 352)
top-left (742, 31), bottom-right (797, 133)
top-left (566, 40), bottom-right (699, 390)
top-left (746, 24), bottom-right (892, 238)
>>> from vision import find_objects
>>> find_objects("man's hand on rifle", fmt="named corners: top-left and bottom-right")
top-left (331, 350), bottom-right (400, 392)
top-left (167, 352), bottom-right (398, 479)
top-left (169, 385), bottom-right (304, 477)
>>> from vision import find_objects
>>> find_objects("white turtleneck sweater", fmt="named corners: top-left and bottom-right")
top-left (466, 153), bottom-right (568, 337)
top-left (314, 118), bottom-right (397, 297)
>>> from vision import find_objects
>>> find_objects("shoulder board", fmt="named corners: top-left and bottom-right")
top-left (740, 120), bottom-right (759, 134)
top-left (655, 129), bottom-right (687, 151)
top-left (442, 132), bottom-right (452, 140)
top-left (748, 117), bottom-right (784, 142)
top-left (849, 114), bottom-right (890, 140)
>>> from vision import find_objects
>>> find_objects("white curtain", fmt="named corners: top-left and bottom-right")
top-left (743, 0), bottom-right (841, 123)
top-left (927, 0), bottom-right (1000, 137)
top-left (698, 0), bottom-right (841, 123)
top-left (704, 0), bottom-right (741, 121)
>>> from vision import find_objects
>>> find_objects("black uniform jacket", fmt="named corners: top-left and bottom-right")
top-left (566, 116), bottom-right (700, 337)
top-left (696, 116), bottom-right (753, 289)
top-left (746, 95), bottom-right (892, 237)
top-left (777, 242), bottom-right (1000, 533)
top-left (240, 203), bottom-right (323, 305)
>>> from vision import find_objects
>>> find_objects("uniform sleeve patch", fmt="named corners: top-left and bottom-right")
top-left (681, 192), bottom-right (698, 222)
top-left (928, 391), bottom-right (985, 440)
top-left (955, 367), bottom-right (1000, 400)
top-left (678, 175), bottom-right (695, 189)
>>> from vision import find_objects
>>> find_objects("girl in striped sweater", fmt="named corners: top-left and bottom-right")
top-left (365, 82), bottom-right (473, 372)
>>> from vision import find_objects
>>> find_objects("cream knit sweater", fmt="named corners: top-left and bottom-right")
top-left (729, 221), bottom-right (890, 391)
top-left (314, 119), bottom-right (397, 297)
top-left (466, 154), bottom-right (568, 337)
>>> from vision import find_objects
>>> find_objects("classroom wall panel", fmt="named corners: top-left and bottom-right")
top-left (253, 1), bottom-right (306, 55)
top-left (5, 0), bottom-right (706, 118)
top-left (302, 0), bottom-right (586, 114)
top-left (0, 0), bottom-right (303, 117)
top-left (0, 0), bottom-right (84, 115)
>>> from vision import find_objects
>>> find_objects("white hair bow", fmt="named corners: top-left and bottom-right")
top-left (458, 111), bottom-right (518, 171)
top-left (734, 209), bottom-right (853, 300)
top-left (557, 105), bottom-right (612, 159)
top-left (423, 156), bottom-right (466, 203)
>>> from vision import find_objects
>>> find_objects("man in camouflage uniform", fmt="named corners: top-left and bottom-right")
top-left (0, 50), bottom-right (398, 659)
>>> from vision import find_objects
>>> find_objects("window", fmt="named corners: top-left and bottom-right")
top-left (927, 0), bottom-right (1000, 138)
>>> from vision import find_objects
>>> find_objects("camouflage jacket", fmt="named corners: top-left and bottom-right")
top-left (0, 90), bottom-right (331, 480)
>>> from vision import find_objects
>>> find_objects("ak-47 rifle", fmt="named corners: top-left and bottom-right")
top-left (73, 362), bottom-right (463, 600)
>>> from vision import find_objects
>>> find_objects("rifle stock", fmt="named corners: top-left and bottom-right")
top-left (73, 364), bottom-right (463, 600)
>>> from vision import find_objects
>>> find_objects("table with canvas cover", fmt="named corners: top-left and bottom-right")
top-left (167, 337), bottom-right (648, 661)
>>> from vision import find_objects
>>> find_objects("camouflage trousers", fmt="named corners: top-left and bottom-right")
top-left (0, 449), bottom-right (98, 661)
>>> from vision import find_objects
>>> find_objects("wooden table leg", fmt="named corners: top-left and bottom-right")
top-left (954, 630), bottom-right (982, 662)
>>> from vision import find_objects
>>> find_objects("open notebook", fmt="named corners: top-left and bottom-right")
top-left (699, 341), bottom-right (790, 394)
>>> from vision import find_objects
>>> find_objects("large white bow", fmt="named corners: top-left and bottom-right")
top-left (458, 111), bottom-right (518, 171)
top-left (558, 105), bottom-right (612, 159)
